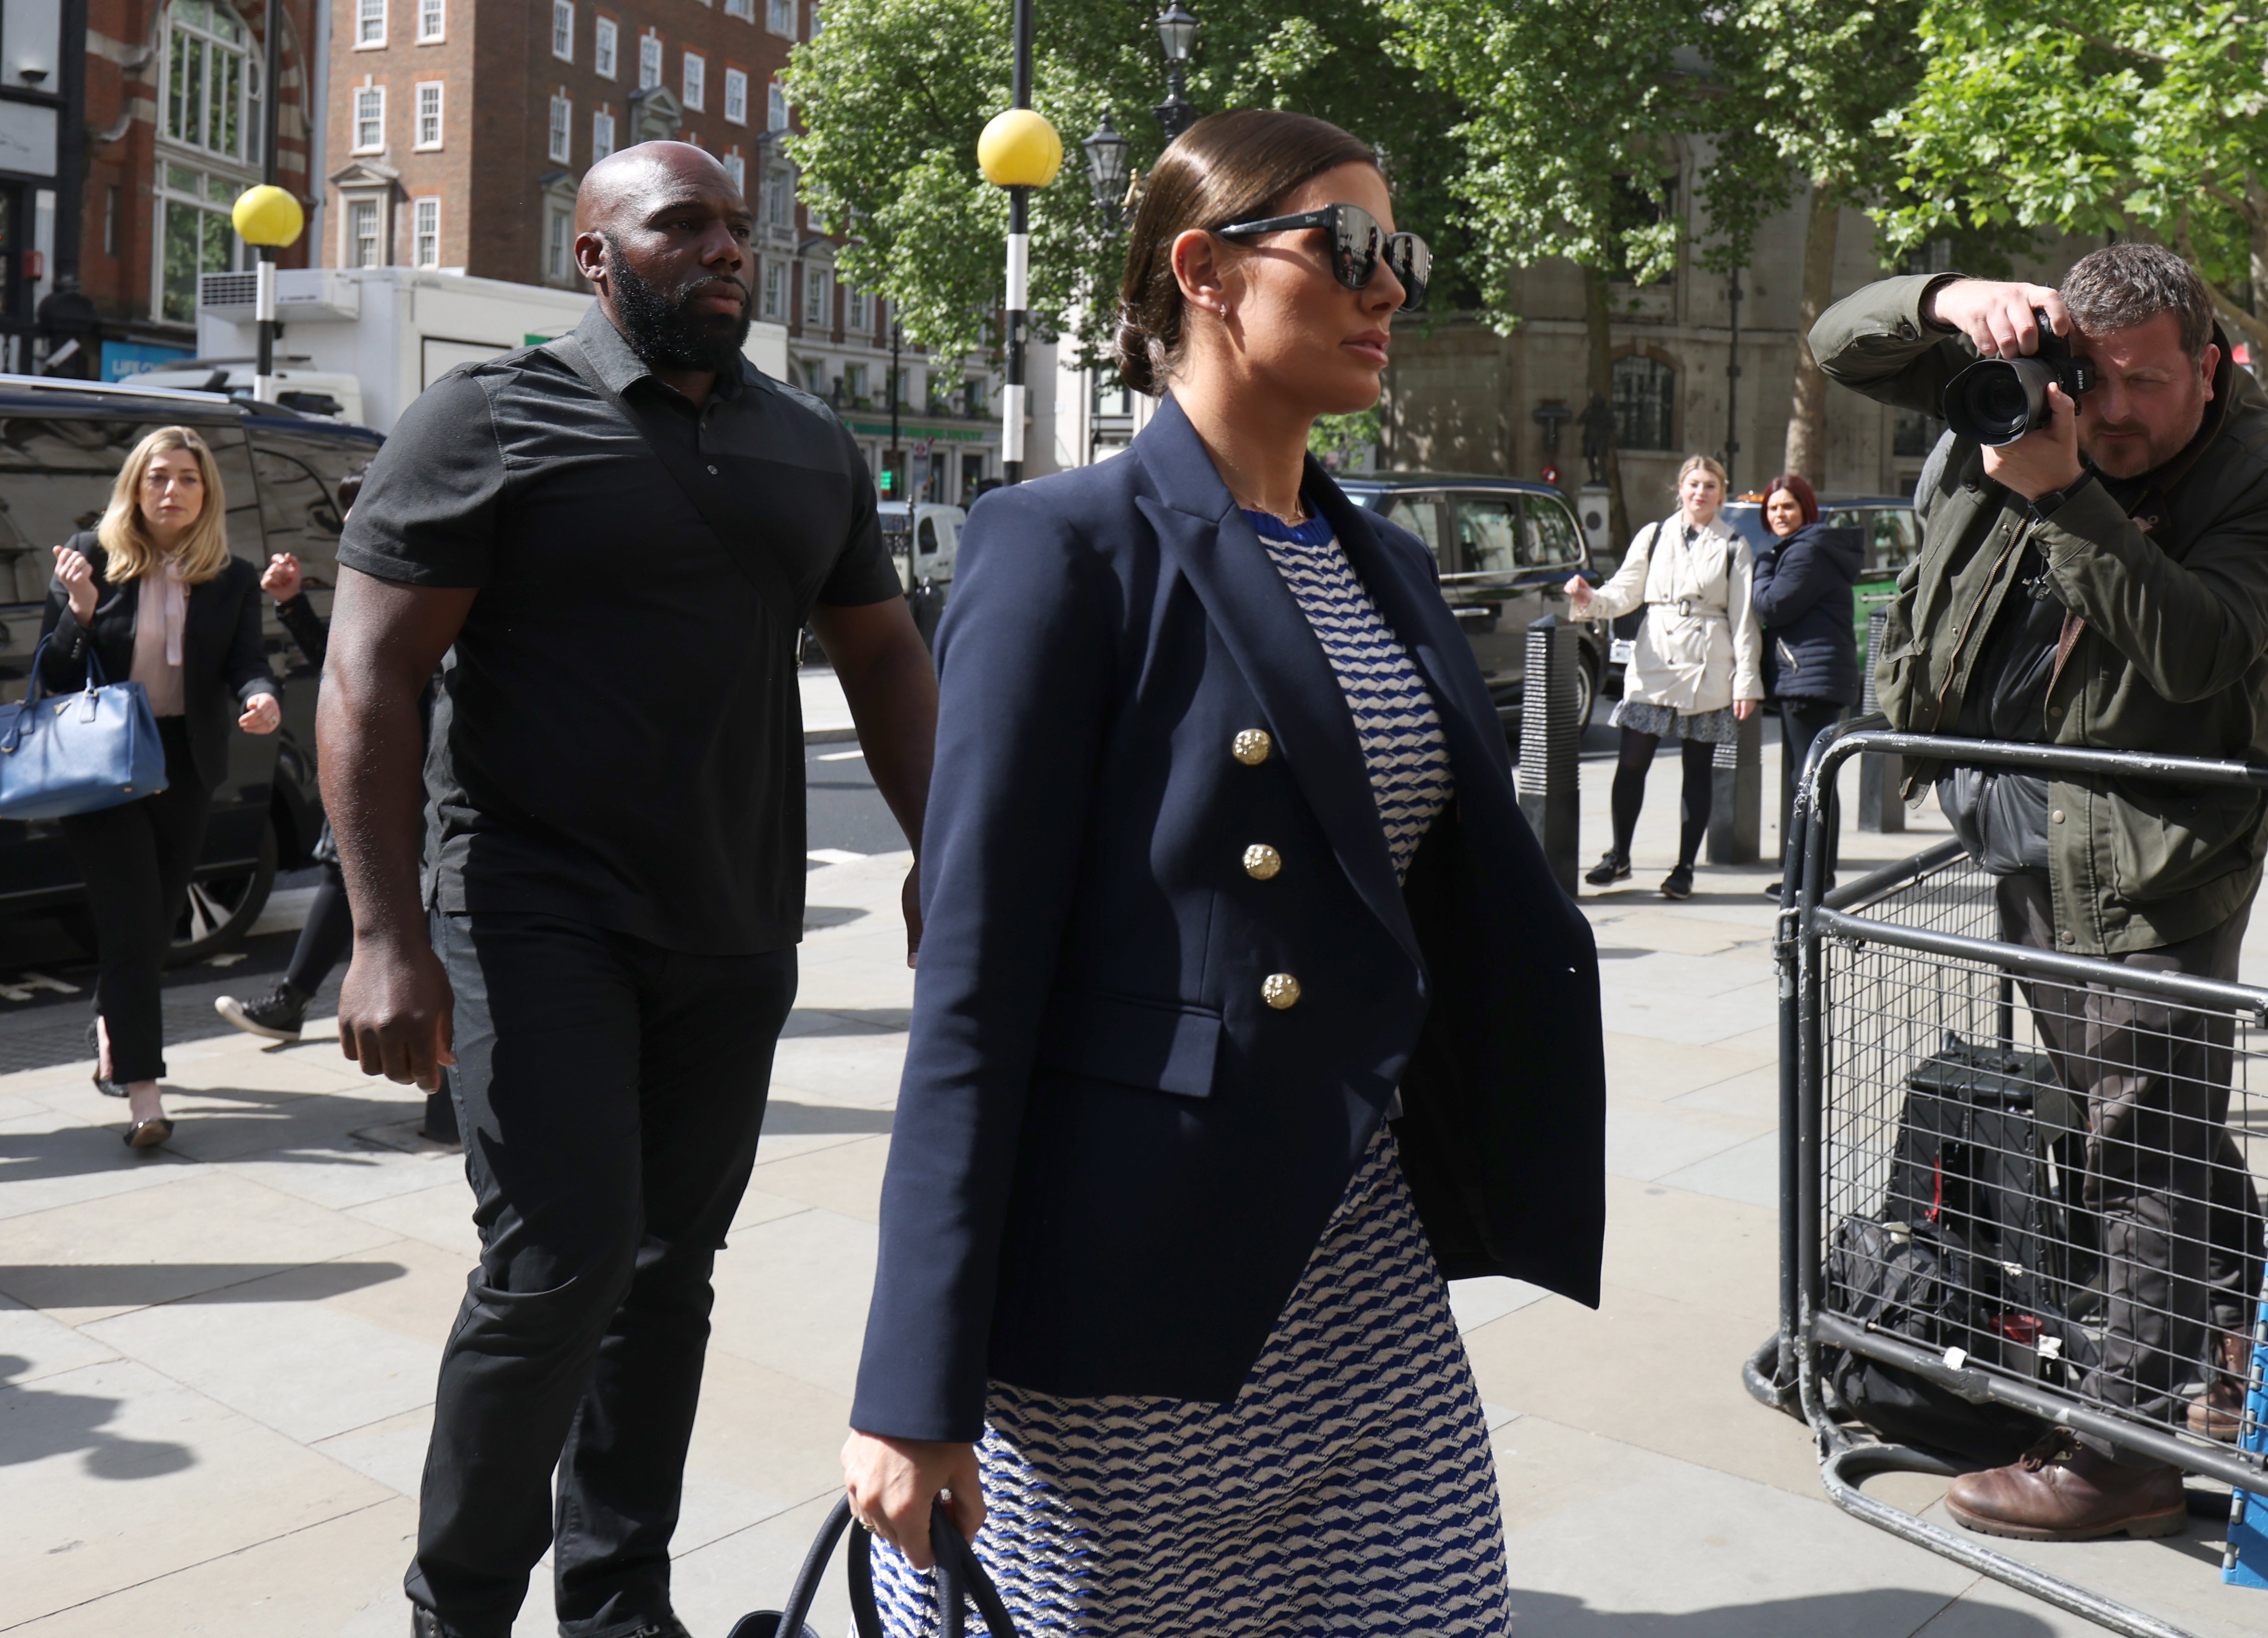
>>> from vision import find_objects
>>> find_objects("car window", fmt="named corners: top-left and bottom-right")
top-left (1454, 496), bottom-right (1519, 576)
top-left (1829, 506), bottom-right (1921, 575)
top-left (916, 517), bottom-right (938, 555)
top-left (1520, 495), bottom-right (1584, 568)
top-left (252, 446), bottom-right (346, 589)
top-left (1381, 494), bottom-right (1448, 572)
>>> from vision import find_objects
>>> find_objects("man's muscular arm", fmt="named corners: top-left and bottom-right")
top-left (320, 567), bottom-right (477, 1088)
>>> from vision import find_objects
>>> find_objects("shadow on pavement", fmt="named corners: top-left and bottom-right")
top-left (759, 1100), bottom-right (893, 1136)
top-left (0, 1354), bottom-right (195, 1480)
top-left (1507, 1587), bottom-right (2056, 1636)
top-left (0, 1262), bottom-right (406, 1310)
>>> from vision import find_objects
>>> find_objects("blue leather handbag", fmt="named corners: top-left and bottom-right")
top-left (0, 637), bottom-right (169, 820)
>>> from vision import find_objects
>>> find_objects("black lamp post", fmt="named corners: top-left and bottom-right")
top-left (1083, 113), bottom-right (1131, 230)
top-left (1153, 3), bottom-right (1199, 141)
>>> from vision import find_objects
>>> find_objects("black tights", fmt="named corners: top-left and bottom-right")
top-left (1608, 728), bottom-right (1715, 868)
top-left (285, 856), bottom-right (352, 996)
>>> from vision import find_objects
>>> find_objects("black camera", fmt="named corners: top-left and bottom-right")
top-left (1941, 309), bottom-right (2095, 446)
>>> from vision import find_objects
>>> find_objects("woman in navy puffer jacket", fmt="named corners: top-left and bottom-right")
top-left (1750, 474), bottom-right (1863, 889)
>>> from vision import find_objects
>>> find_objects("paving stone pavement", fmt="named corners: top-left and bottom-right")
top-left (2, 743), bottom-right (2265, 1637)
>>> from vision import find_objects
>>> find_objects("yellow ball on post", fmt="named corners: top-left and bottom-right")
top-left (231, 184), bottom-right (306, 248)
top-left (977, 108), bottom-right (1063, 189)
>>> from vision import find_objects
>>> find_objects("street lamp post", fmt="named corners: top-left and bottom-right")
top-left (1152, 3), bottom-right (1199, 141)
top-left (1082, 113), bottom-right (1131, 232)
top-left (975, 0), bottom-right (1062, 486)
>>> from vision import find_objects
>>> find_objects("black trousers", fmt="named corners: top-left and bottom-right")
top-left (1996, 873), bottom-right (2264, 1452)
top-left (284, 852), bottom-right (352, 995)
top-left (59, 718), bottom-right (210, 1083)
top-left (406, 911), bottom-right (798, 1637)
top-left (1775, 696), bottom-right (1845, 881)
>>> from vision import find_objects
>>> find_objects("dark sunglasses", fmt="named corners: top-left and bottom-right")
top-left (1212, 202), bottom-right (1431, 311)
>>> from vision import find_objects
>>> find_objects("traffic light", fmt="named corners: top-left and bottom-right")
top-left (879, 467), bottom-right (896, 495)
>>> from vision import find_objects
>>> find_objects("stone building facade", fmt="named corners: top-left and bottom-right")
top-left (1379, 150), bottom-right (2094, 550)
top-left (75, 0), bottom-right (324, 372)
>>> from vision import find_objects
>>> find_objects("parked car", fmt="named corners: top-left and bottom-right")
top-left (1338, 473), bottom-right (1604, 731)
top-left (874, 500), bottom-right (963, 591)
top-left (0, 375), bottom-right (381, 959)
top-left (1723, 492), bottom-right (1920, 661)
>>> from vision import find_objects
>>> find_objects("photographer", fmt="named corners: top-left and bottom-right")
top-left (1814, 245), bottom-right (2268, 1543)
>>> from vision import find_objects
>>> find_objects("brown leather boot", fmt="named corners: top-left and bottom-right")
top-left (2188, 1333), bottom-right (2256, 1442)
top-left (1944, 1431), bottom-right (2187, 1542)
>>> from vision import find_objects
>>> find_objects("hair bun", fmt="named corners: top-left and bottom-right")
top-left (1112, 300), bottom-right (1159, 397)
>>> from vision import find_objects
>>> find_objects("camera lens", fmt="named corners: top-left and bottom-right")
top-left (1943, 356), bottom-right (2052, 446)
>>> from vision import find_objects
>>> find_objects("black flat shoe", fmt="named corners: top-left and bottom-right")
top-left (1661, 864), bottom-right (1695, 900)
top-left (123, 1118), bottom-right (173, 1150)
top-left (1584, 851), bottom-right (1632, 887)
top-left (94, 1074), bottom-right (130, 1098)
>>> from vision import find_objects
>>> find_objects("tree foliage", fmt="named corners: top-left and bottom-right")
top-left (783, 0), bottom-right (1470, 364)
top-left (1877, 2), bottom-right (2268, 342)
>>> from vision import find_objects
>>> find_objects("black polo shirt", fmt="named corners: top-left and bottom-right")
top-left (337, 305), bottom-right (901, 953)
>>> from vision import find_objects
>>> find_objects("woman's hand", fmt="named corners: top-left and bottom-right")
top-left (52, 546), bottom-right (97, 624)
top-left (239, 693), bottom-right (282, 734)
top-left (1563, 574), bottom-right (1593, 616)
top-left (1733, 699), bottom-right (1760, 722)
top-left (842, 1431), bottom-right (984, 1571)
top-left (262, 552), bottom-right (304, 603)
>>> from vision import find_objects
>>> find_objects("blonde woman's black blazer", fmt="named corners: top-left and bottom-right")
top-left (36, 533), bottom-right (279, 793)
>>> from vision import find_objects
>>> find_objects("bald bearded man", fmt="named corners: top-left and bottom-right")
top-left (321, 143), bottom-right (937, 1638)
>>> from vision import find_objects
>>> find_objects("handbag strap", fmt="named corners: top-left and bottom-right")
top-left (770, 1496), bottom-right (1020, 1638)
top-left (3, 635), bottom-right (114, 754)
top-left (544, 335), bottom-right (803, 645)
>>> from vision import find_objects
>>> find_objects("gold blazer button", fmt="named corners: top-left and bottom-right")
top-left (1243, 844), bottom-right (1282, 881)
top-left (1262, 973), bottom-right (1301, 1009)
top-left (1231, 729), bottom-right (1272, 765)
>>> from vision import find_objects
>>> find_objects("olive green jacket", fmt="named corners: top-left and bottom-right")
top-left (1813, 273), bottom-right (2268, 955)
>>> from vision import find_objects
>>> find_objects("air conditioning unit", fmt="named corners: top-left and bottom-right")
top-left (197, 268), bottom-right (363, 323)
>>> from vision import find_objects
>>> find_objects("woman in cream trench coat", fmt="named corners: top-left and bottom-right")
top-left (1563, 453), bottom-right (1762, 898)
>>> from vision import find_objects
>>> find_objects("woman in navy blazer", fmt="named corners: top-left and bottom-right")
top-left (846, 112), bottom-right (1604, 1632)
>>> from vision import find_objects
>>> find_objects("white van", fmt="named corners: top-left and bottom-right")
top-left (875, 502), bottom-right (963, 590)
top-left (128, 361), bottom-right (368, 426)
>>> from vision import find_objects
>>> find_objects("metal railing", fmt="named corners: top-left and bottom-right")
top-left (1750, 716), bottom-right (2268, 1638)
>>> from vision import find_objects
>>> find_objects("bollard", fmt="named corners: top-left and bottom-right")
top-left (1706, 708), bottom-right (1762, 864)
top-left (1518, 615), bottom-right (1580, 896)
top-left (1857, 602), bottom-right (1906, 832)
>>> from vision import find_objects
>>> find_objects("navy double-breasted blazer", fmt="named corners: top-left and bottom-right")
top-left (853, 396), bottom-right (1606, 1443)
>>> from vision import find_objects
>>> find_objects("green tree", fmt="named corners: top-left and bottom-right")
top-left (783, 0), bottom-right (1471, 369)
top-left (1385, 0), bottom-right (1711, 547)
top-left (1701, 1), bottom-right (1924, 486)
top-left (1876, 1), bottom-right (2268, 351)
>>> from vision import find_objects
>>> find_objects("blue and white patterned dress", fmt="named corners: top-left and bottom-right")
top-left (871, 508), bottom-right (1512, 1636)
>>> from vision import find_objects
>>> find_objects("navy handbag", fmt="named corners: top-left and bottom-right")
top-left (730, 1497), bottom-right (1019, 1638)
top-left (0, 637), bottom-right (169, 820)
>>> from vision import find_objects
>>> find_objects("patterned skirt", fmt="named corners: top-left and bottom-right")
top-left (1610, 698), bottom-right (1738, 744)
top-left (870, 1126), bottom-right (1512, 1636)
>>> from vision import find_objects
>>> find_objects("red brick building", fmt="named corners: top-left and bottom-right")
top-left (321, 0), bottom-right (800, 285)
top-left (77, 0), bottom-right (324, 371)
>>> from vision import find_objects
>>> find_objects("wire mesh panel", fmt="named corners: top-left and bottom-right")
top-left (1814, 843), bottom-right (2267, 1482)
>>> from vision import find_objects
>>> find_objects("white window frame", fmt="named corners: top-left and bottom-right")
top-left (548, 94), bottom-right (572, 164)
top-left (766, 79), bottom-right (786, 131)
top-left (595, 16), bottom-right (618, 78)
top-left (547, 207), bottom-right (574, 284)
top-left (417, 0), bottom-right (445, 43)
top-left (552, 0), bottom-right (574, 62)
top-left (762, 259), bottom-right (788, 320)
top-left (682, 52), bottom-right (705, 112)
top-left (592, 109), bottom-right (616, 161)
top-left (412, 196), bottom-right (441, 267)
top-left (803, 264), bottom-right (830, 326)
top-left (356, 0), bottom-right (387, 49)
top-left (639, 34), bottom-right (661, 90)
top-left (761, 167), bottom-right (791, 229)
top-left (413, 80), bottom-right (443, 149)
top-left (724, 152), bottom-right (746, 195)
top-left (723, 67), bottom-right (747, 125)
top-left (162, 3), bottom-right (267, 167)
top-left (348, 196), bottom-right (384, 267)
top-left (352, 85), bottom-right (385, 153)
top-left (847, 286), bottom-right (870, 333)
top-left (725, 0), bottom-right (754, 18)
top-left (766, 0), bottom-right (795, 37)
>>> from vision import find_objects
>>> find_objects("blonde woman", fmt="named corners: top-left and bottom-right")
top-left (41, 426), bottom-right (281, 1148)
top-left (1564, 453), bottom-right (1761, 899)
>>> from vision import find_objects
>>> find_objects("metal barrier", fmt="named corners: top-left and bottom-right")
top-left (1751, 716), bottom-right (2268, 1638)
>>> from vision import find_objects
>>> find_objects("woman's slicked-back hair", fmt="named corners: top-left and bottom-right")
top-left (1113, 108), bottom-right (1378, 396)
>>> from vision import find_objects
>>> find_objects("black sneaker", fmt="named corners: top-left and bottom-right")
top-left (215, 980), bottom-right (309, 1042)
top-left (1583, 851), bottom-right (1632, 887)
top-left (1661, 864), bottom-right (1696, 900)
